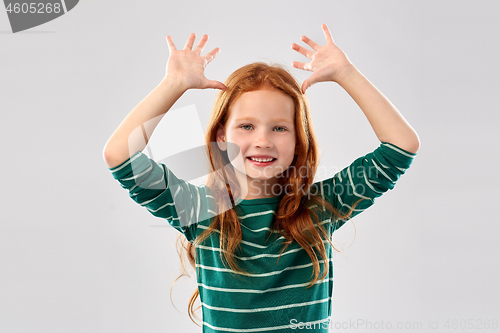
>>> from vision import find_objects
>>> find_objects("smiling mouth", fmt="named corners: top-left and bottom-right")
top-left (247, 157), bottom-right (277, 163)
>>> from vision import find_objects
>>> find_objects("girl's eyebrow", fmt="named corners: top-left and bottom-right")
top-left (234, 117), bottom-right (293, 125)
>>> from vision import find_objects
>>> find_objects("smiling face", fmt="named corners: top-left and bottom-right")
top-left (216, 86), bottom-right (297, 196)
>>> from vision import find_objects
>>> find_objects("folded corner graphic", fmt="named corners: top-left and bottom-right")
top-left (130, 142), bottom-right (247, 227)
top-left (4, 0), bottom-right (79, 33)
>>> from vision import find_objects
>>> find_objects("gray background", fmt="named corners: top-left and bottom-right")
top-left (1, 1), bottom-right (499, 332)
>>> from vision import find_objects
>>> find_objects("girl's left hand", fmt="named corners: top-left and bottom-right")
top-left (292, 24), bottom-right (354, 93)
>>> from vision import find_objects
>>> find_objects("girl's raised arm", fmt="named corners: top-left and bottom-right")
top-left (292, 24), bottom-right (420, 154)
top-left (103, 33), bottom-right (225, 169)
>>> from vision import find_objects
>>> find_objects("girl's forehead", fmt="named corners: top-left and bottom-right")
top-left (227, 89), bottom-right (295, 120)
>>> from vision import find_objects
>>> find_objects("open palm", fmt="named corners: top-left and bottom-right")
top-left (164, 33), bottom-right (226, 91)
top-left (292, 24), bottom-right (354, 93)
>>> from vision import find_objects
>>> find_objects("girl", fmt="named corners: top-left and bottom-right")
top-left (103, 24), bottom-right (419, 332)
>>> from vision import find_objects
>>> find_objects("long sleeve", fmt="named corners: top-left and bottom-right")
top-left (312, 142), bottom-right (417, 231)
top-left (108, 150), bottom-right (214, 242)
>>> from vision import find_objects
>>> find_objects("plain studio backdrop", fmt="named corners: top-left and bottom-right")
top-left (1, 1), bottom-right (499, 332)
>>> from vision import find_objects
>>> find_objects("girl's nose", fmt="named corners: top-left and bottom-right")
top-left (253, 131), bottom-right (273, 148)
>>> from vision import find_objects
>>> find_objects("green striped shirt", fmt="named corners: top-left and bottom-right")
top-left (108, 142), bottom-right (416, 332)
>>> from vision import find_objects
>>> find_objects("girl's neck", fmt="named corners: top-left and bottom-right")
top-left (236, 174), bottom-right (281, 200)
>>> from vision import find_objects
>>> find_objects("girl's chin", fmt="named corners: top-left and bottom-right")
top-left (247, 177), bottom-right (276, 182)
top-left (232, 165), bottom-right (281, 180)
top-left (246, 173), bottom-right (281, 183)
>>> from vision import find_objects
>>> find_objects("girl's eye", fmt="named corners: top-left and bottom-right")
top-left (240, 125), bottom-right (287, 131)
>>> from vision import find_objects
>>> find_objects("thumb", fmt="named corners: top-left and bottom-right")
top-left (204, 80), bottom-right (227, 91)
top-left (301, 80), bottom-right (312, 94)
top-left (302, 72), bottom-right (321, 93)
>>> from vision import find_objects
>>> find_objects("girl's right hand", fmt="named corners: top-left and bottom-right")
top-left (163, 33), bottom-right (226, 91)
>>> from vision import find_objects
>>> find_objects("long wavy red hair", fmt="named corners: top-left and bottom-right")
top-left (170, 62), bottom-right (363, 325)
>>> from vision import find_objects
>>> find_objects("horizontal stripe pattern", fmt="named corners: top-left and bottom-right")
top-left (198, 277), bottom-right (334, 294)
top-left (108, 142), bottom-right (416, 332)
top-left (201, 297), bottom-right (330, 313)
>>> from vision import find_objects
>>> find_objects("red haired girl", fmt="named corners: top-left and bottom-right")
top-left (104, 24), bottom-right (419, 332)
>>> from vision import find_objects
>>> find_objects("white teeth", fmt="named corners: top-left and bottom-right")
top-left (250, 157), bottom-right (274, 162)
